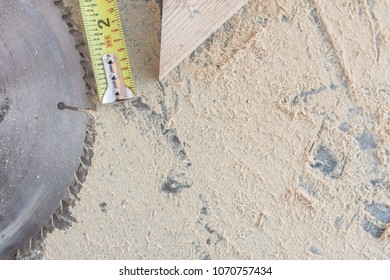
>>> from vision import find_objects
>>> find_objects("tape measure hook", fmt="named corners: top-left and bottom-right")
top-left (102, 53), bottom-right (135, 104)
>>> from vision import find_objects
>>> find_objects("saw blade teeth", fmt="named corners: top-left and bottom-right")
top-left (86, 123), bottom-right (97, 134)
top-left (69, 29), bottom-right (84, 44)
top-left (80, 155), bottom-right (91, 169)
top-left (53, 0), bottom-right (68, 15)
top-left (5, 0), bottom-right (97, 260)
top-left (59, 200), bottom-right (65, 213)
top-left (82, 147), bottom-right (92, 162)
top-left (84, 76), bottom-right (97, 85)
top-left (53, 0), bottom-right (64, 7)
top-left (40, 227), bottom-right (47, 241)
top-left (69, 184), bottom-right (82, 200)
top-left (74, 169), bottom-right (86, 185)
top-left (61, 14), bottom-right (76, 29)
top-left (80, 60), bottom-right (91, 72)
top-left (76, 44), bottom-right (90, 59)
top-left (84, 141), bottom-right (94, 150)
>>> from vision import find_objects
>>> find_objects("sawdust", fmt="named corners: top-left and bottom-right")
top-left (42, 0), bottom-right (390, 259)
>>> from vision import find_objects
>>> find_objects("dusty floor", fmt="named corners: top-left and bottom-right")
top-left (42, 0), bottom-right (390, 259)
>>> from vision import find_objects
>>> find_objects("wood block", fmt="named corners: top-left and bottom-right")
top-left (159, 0), bottom-right (249, 79)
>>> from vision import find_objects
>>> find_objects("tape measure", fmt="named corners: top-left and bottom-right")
top-left (79, 0), bottom-right (136, 104)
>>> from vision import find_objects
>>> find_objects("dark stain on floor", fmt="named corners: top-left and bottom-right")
top-left (310, 145), bottom-right (339, 178)
top-left (160, 176), bottom-right (191, 194)
top-left (99, 202), bottom-right (108, 213)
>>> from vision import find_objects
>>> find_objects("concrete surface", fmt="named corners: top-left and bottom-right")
top-left (40, 0), bottom-right (390, 259)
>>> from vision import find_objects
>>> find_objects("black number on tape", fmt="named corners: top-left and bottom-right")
top-left (98, 18), bottom-right (110, 29)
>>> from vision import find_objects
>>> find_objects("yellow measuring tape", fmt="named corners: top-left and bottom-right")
top-left (79, 0), bottom-right (136, 104)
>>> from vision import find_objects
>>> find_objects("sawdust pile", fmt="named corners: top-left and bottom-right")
top-left (43, 0), bottom-right (390, 259)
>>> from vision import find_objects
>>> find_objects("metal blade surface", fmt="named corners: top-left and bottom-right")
top-left (0, 0), bottom-right (91, 259)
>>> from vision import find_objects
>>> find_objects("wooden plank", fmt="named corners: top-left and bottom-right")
top-left (159, 0), bottom-right (249, 79)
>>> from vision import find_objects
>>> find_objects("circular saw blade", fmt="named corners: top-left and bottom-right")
top-left (0, 0), bottom-right (91, 259)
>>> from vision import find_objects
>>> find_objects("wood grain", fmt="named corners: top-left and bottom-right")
top-left (159, 0), bottom-right (249, 79)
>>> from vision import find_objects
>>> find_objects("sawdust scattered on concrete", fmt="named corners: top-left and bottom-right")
top-left (43, 0), bottom-right (390, 259)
